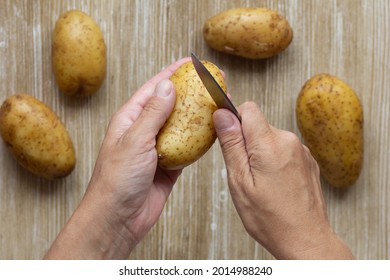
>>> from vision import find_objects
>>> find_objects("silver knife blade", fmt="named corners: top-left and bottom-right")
top-left (191, 53), bottom-right (241, 122)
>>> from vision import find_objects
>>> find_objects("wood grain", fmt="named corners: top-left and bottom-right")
top-left (0, 0), bottom-right (389, 259)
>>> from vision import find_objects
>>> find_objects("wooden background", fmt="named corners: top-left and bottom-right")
top-left (0, 0), bottom-right (389, 260)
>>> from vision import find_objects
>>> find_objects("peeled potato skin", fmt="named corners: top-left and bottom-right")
top-left (156, 61), bottom-right (226, 170)
top-left (0, 94), bottom-right (76, 179)
top-left (296, 74), bottom-right (363, 188)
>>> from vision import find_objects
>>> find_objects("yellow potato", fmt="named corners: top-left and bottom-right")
top-left (156, 61), bottom-right (226, 170)
top-left (52, 10), bottom-right (106, 97)
top-left (0, 94), bottom-right (76, 179)
top-left (296, 74), bottom-right (364, 188)
top-left (203, 8), bottom-right (293, 59)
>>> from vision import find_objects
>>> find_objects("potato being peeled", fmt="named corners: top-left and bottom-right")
top-left (156, 61), bottom-right (226, 170)
top-left (52, 10), bottom-right (106, 96)
top-left (296, 74), bottom-right (363, 188)
top-left (0, 94), bottom-right (76, 179)
top-left (203, 8), bottom-right (293, 59)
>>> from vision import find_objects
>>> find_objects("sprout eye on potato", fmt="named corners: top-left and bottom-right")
top-left (296, 74), bottom-right (364, 188)
top-left (0, 94), bottom-right (76, 179)
top-left (156, 61), bottom-right (226, 170)
top-left (52, 10), bottom-right (106, 97)
top-left (203, 7), bottom-right (293, 59)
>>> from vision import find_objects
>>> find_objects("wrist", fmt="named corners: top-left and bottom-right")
top-left (44, 191), bottom-right (135, 259)
top-left (271, 224), bottom-right (354, 260)
top-left (293, 230), bottom-right (355, 260)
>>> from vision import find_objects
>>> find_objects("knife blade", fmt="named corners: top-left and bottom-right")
top-left (191, 53), bottom-right (241, 122)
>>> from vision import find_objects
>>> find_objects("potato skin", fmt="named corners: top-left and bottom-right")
top-left (296, 74), bottom-right (363, 188)
top-left (0, 94), bottom-right (76, 179)
top-left (156, 61), bottom-right (226, 170)
top-left (52, 10), bottom-right (106, 96)
top-left (203, 8), bottom-right (293, 59)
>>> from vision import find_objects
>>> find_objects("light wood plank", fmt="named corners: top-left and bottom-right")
top-left (0, 0), bottom-right (388, 259)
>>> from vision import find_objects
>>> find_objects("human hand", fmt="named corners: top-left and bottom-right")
top-left (213, 102), bottom-right (354, 259)
top-left (45, 57), bottom-right (191, 259)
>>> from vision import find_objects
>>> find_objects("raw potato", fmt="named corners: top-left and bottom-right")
top-left (156, 61), bottom-right (226, 170)
top-left (203, 8), bottom-right (293, 59)
top-left (52, 10), bottom-right (106, 96)
top-left (296, 74), bottom-right (363, 188)
top-left (0, 94), bottom-right (76, 179)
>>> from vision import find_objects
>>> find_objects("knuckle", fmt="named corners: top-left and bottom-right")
top-left (221, 131), bottom-right (244, 153)
top-left (282, 131), bottom-right (301, 146)
top-left (143, 96), bottom-right (162, 114)
top-left (243, 101), bottom-right (259, 109)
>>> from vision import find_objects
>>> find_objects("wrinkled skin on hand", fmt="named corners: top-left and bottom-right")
top-left (213, 102), bottom-right (354, 259)
top-left (45, 58), bottom-right (191, 259)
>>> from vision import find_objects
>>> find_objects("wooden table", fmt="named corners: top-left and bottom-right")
top-left (0, 0), bottom-right (389, 259)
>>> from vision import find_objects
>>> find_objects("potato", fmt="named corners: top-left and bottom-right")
top-left (0, 94), bottom-right (76, 179)
top-left (296, 74), bottom-right (363, 188)
top-left (203, 8), bottom-right (293, 59)
top-left (52, 10), bottom-right (106, 97)
top-left (156, 61), bottom-right (226, 170)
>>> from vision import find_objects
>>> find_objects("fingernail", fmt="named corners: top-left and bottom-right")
top-left (214, 110), bottom-right (235, 131)
top-left (155, 80), bottom-right (173, 97)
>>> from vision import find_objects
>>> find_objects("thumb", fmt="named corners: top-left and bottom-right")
top-left (213, 109), bottom-right (251, 184)
top-left (126, 79), bottom-right (176, 142)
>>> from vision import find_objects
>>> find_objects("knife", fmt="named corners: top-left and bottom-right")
top-left (191, 53), bottom-right (241, 122)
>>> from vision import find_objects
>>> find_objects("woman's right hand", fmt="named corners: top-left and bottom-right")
top-left (213, 101), bottom-right (354, 259)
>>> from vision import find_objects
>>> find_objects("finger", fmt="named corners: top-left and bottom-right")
top-left (122, 79), bottom-right (176, 148)
top-left (154, 168), bottom-right (182, 198)
top-left (302, 144), bottom-right (310, 153)
top-left (143, 57), bottom-right (192, 95)
top-left (213, 109), bottom-right (252, 187)
top-left (239, 101), bottom-right (275, 160)
top-left (240, 101), bottom-right (272, 144)
top-left (106, 57), bottom-right (190, 142)
top-left (116, 57), bottom-right (191, 121)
